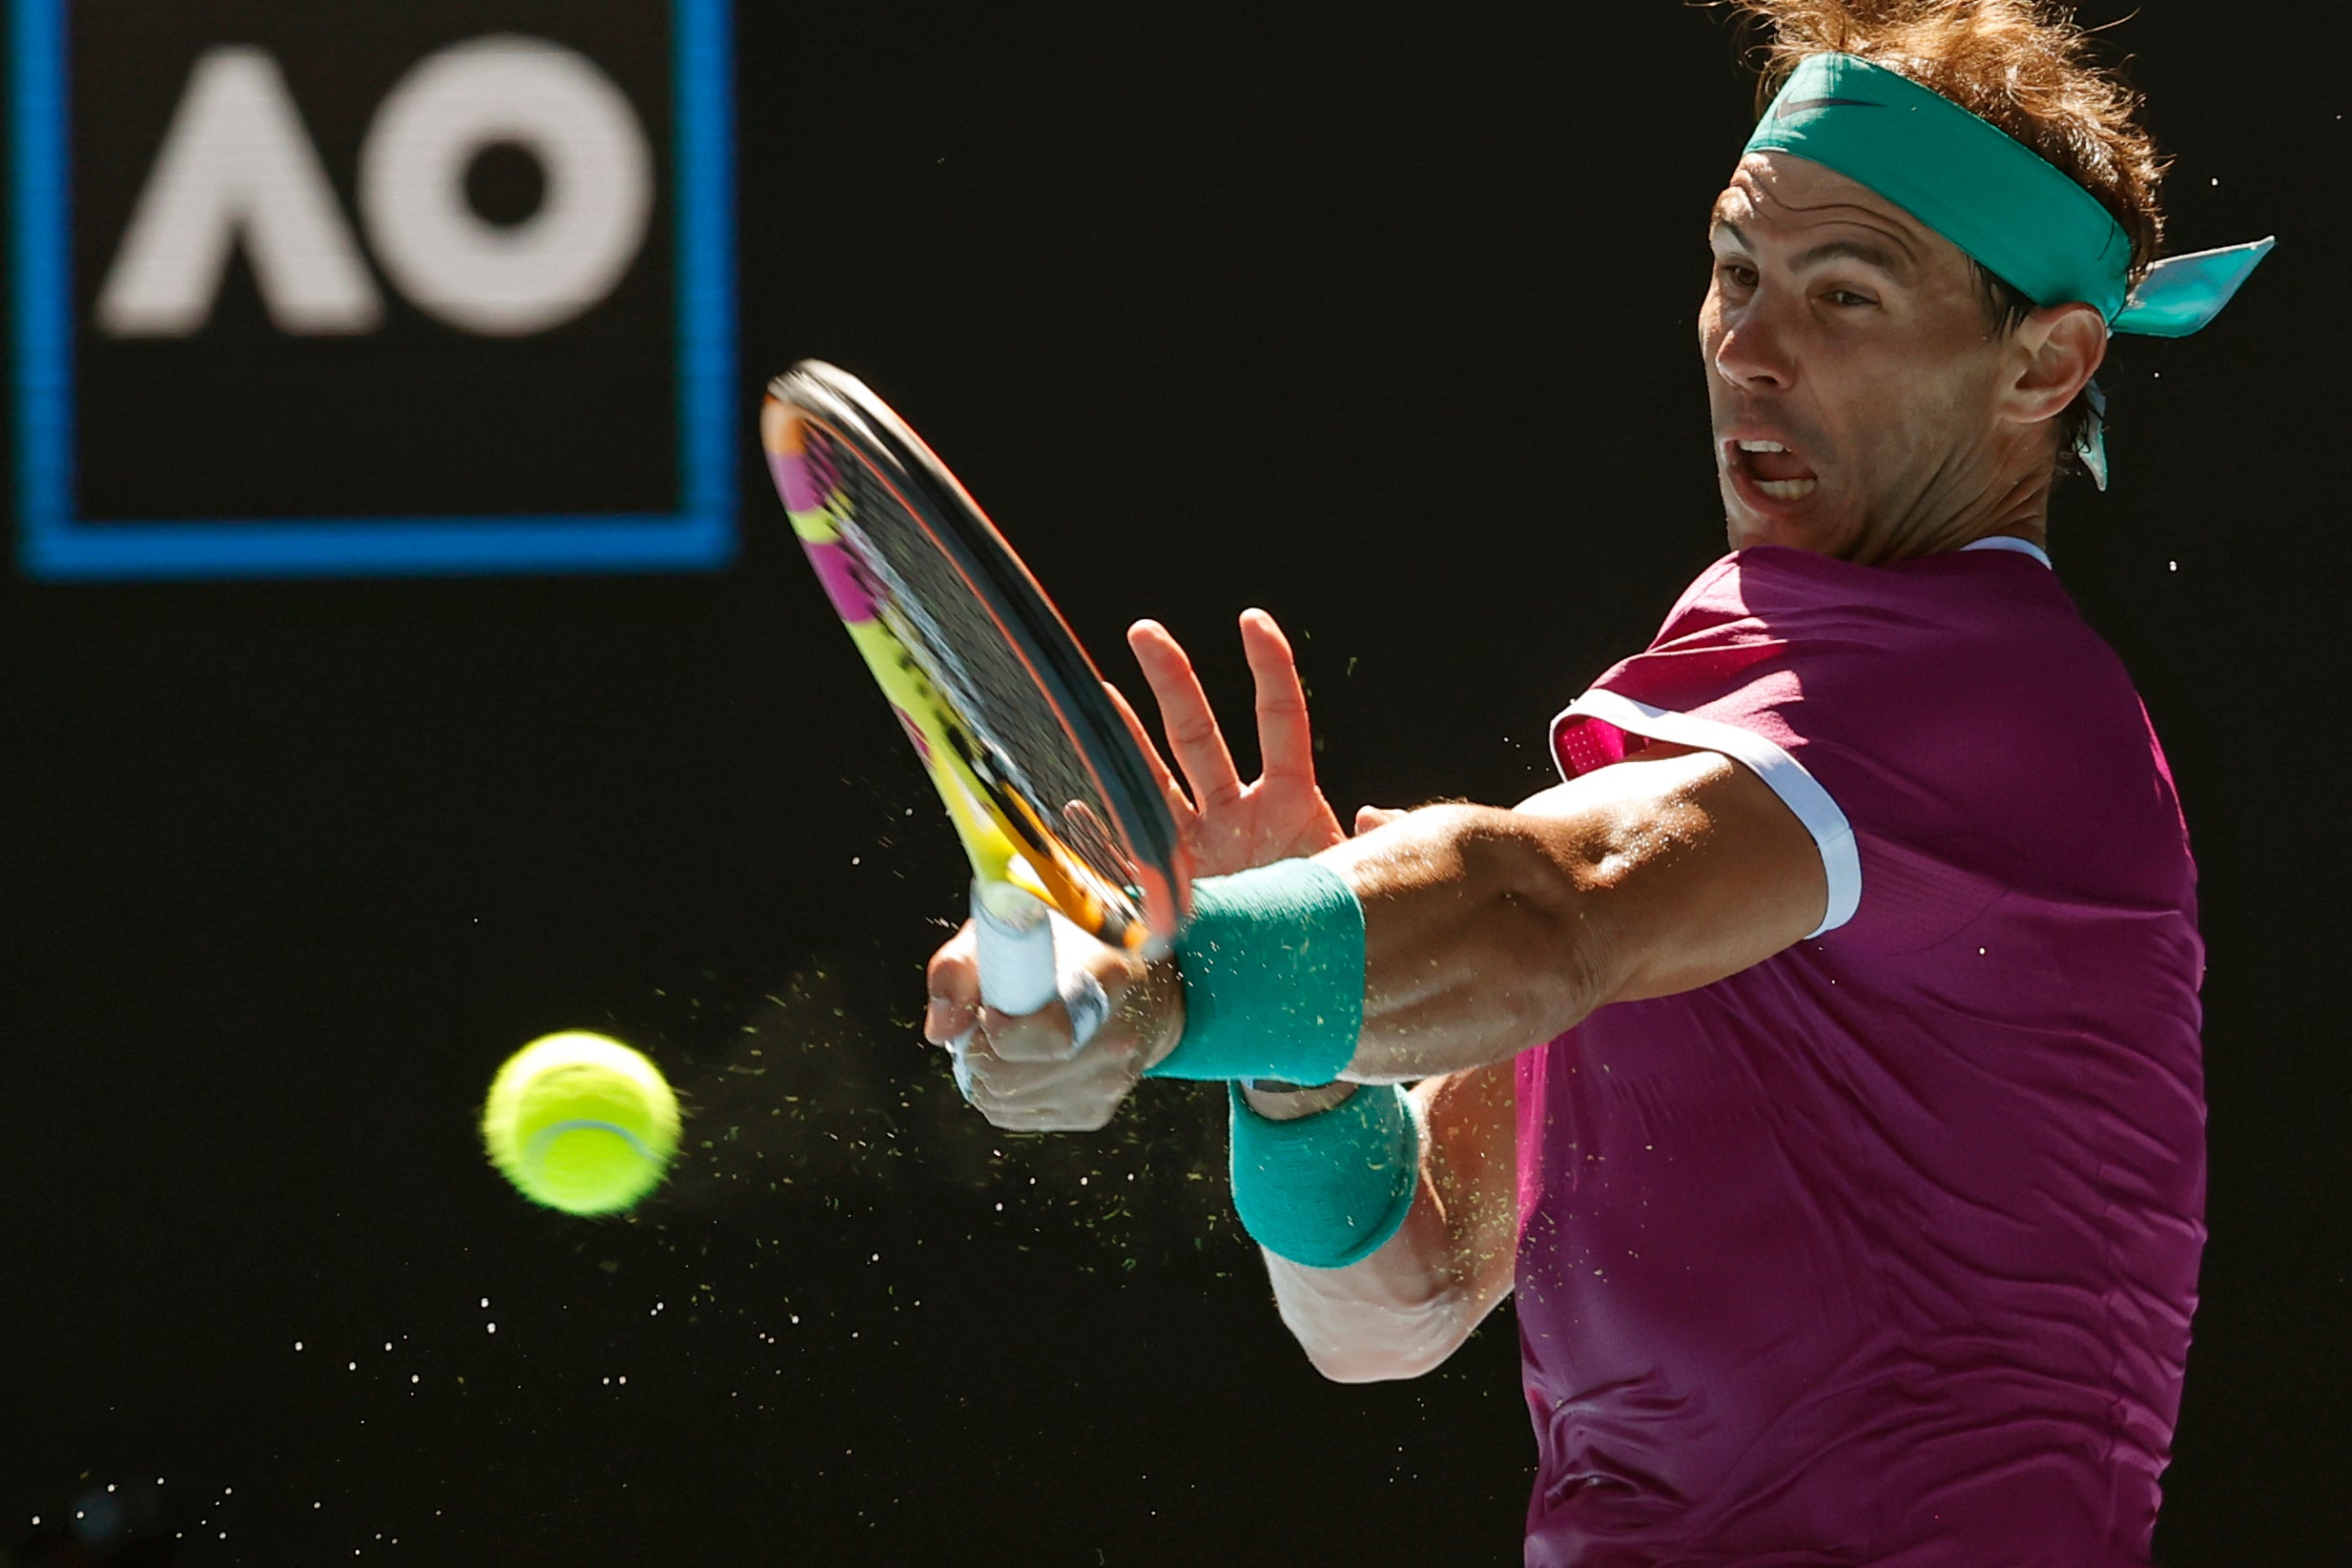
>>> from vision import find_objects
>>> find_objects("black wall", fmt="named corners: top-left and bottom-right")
top-left (8, 3), bottom-right (2345, 1562)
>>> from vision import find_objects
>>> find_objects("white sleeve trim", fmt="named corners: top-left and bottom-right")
top-left (1958, 535), bottom-right (2052, 568)
top-left (1552, 689), bottom-right (1861, 939)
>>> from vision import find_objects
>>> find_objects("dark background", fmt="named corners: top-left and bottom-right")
top-left (7, 2), bottom-right (2345, 1563)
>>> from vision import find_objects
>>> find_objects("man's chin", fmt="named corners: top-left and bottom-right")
top-left (1720, 479), bottom-right (1784, 549)
top-left (1722, 486), bottom-right (1848, 556)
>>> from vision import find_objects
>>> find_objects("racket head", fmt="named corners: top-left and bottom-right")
top-left (761, 361), bottom-right (1186, 959)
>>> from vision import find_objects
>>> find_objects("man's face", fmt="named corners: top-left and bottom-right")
top-left (1702, 152), bottom-right (2042, 562)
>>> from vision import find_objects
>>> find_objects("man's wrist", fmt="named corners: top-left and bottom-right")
top-left (1142, 860), bottom-right (1367, 1083)
top-left (1131, 957), bottom-right (1188, 1069)
top-left (1239, 1080), bottom-right (1358, 1121)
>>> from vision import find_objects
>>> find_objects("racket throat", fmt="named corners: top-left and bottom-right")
top-left (972, 872), bottom-right (1047, 928)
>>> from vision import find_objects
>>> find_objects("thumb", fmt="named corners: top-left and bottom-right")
top-left (1353, 804), bottom-right (1405, 836)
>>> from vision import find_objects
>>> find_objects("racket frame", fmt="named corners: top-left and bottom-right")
top-left (762, 364), bottom-right (1186, 1015)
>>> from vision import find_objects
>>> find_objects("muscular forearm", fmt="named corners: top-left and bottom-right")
top-left (1306, 748), bottom-right (1814, 1084)
top-left (1140, 751), bottom-right (1799, 1091)
top-left (1320, 803), bottom-right (1622, 1083)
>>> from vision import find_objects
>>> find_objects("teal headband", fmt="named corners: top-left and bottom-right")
top-left (1743, 53), bottom-right (2274, 485)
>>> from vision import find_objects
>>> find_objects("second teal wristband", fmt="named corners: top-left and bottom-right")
top-left (1144, 858), bottom-right (1366, 1083)
top-left (1228, 1082), bottom-right (1418, 1269)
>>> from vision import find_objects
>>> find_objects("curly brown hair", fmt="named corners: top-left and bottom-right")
top-left (1727, 1), bottom-right (2171, 470)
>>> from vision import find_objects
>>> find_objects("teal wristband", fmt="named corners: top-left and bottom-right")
top-left (1144, 859), bottom-right (1365, 1083)
top-left (1228, 1083), bottom-right (1418, 1269)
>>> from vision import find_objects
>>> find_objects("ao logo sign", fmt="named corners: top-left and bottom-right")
top-left (101, 38), bottom-right (652, 340)
top-left (13, 0), bottom-right (736, 580)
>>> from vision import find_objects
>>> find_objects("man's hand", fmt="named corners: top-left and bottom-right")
top-left (921, 925), bottom-right (1185, 1132)
top-left (921, 607), bottom-right (1360, 1129)
top-left (1115, 609), bottom-right (1348, 877)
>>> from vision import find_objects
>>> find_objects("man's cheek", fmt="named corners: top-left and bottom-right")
top-left (1697, 291), bottom-right (1734, 360)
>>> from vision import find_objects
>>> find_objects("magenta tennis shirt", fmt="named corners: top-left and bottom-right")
top-left (1515, 542), bottom-right (2204, 1565)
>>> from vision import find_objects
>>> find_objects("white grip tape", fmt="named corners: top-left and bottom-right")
top-left (973, 883), bottom-right (1058, 1017)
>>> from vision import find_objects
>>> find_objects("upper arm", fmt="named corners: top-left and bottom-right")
top-left (1515, 740), bottom-right (1827, 1005)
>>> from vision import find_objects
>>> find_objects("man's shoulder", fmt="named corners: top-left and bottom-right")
top-left (1672, 543), bottom-right (2118, 683)
top-left (1692, 541), bottom-right (2072, 611)
top-left (1641, 544), bottom-right (2160, 800)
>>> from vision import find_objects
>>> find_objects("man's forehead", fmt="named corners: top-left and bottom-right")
top-left (1709, 153), bottom-right (1931, 253)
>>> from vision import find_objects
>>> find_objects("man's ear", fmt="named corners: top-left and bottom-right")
top-left (2004, 301), bottom-right (2107, 428)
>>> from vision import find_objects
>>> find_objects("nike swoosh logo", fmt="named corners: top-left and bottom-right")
top-left (1776, 95), bottom-right (1883, 118)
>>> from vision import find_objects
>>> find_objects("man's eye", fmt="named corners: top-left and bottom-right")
top-left (1717, 262), bottom-right (1758, 289)
top-left (1825, 289), bottom-right (1876, 308)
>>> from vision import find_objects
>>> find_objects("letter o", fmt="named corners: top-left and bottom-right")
top-left (358, 35), bottom-right (651, 336)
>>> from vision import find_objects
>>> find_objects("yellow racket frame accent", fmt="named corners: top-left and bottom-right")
top-left (769, 397), bottom-right (1139, 950)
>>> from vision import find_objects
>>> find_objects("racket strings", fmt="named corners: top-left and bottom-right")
top-left (821, 434), bottom-right (1145, 936)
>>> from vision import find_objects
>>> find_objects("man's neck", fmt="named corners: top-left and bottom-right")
top-left (1864, 464), bottom-right (2054, 566)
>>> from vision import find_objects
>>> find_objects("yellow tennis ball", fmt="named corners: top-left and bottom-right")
top-left (481, 1032), bottom-right (681, 1216)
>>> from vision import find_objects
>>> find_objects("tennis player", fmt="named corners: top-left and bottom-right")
top-left (924, 1), bottom-right (2270, 1558)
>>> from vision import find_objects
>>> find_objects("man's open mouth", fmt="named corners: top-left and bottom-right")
top-left (1731, 439), bottom-right (1819, 502)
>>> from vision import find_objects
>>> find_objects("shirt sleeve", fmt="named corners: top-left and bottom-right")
top-left (1557, 547), bottom-right (2187, 955)
top-left (1551, 550), bottom-right (1874, 939)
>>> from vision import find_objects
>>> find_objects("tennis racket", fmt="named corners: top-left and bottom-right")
top-left (760, 361), bottom-right (1186, 1030)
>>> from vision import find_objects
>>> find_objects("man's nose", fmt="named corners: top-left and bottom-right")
top-left (1712, 298), bottom-right (1798, 392)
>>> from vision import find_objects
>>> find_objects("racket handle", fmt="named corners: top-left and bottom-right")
top-left (972, 882), bottom-right (1058, 1017)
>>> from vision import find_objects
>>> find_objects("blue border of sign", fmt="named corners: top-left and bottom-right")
top-left (11, 0), bottom-right (737, 580)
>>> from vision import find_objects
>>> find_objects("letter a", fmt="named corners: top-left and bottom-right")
top-left (96, 47), bottom-right (382, 337)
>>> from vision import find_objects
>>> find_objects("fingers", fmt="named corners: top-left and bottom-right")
top-left (1238, 608), bottom-right (1315, 786)
top-left (981, 937), bottom-right (1118, 1060)
top-left (982, 998), bottom-right (1083, 1063)
top-left (949, 1029), bottom-right (1138, 1133)
top-left (1127, 619), bottom-right (1245, 810)
top-left (1104, 678), bottom-right (1194, 821)
top-left (939, 950), bottom-right (1167, 1130)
